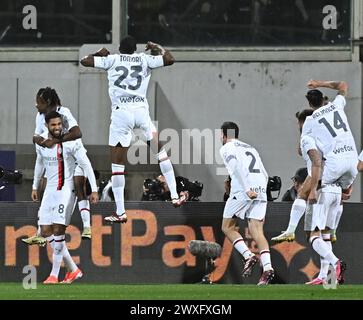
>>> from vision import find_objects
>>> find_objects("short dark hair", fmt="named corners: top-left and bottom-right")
top-left (119, 36), bottom-right (137, 54)
top-left (37, 87), bottom-right (61, 107)
top-left (221, 122), bottom-right (239, 139)
top-left (296, 109), bottom-right (314, 123)
top-left (45, 111), bottom-right (62, 124)
top-left (292, 167), bottom-right (308, 183)
top-left (306, 89), bottom-right (323, 109)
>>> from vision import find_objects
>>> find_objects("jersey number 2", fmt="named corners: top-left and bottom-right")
top-left (245, 152), bottom-right (260, 173)
top-left (114, 66), bottom-right (142, 90)
top-left (318, 111), bottom-right (348, 138)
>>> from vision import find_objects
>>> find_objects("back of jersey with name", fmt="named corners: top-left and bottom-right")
top-left (222, 140), bottom-right (268, 200)
top-left (308, 95), bottom-right (357, 158)
top-left (94, 53), bottom-right (164, 109)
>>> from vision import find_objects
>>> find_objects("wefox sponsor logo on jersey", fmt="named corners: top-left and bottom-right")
top-left (333, 144), bottom-right (355, 154)
top-left (250, 186), bottom-right (266, 194)
top-left (119, 96), bottom-right (145, 104)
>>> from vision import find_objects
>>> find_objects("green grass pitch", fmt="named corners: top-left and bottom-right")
top-left (0, 283), bottom-right (363, 300)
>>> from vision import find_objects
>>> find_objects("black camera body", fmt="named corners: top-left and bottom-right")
top-left (176, 177), bottom-right (203, 201)
top-left (142, 176), bottom-right (203, 201)
top-left (142, 178), bottom-right (168, 201)
top-left (267, 176), bottom-right (282, 201)
top-left (0, 166), bottom-right (23, 185)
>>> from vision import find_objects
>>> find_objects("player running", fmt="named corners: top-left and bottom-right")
top-left (80, 36), bottom-right (187, 223)
top-left (220, 121), bottom-right (274, 285)
top-left (32, 111), bottom-right (98, 284)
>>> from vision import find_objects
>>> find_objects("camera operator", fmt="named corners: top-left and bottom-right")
top-left (281, 167), bottom-right (307, 202)
top-left (142, 174), bottom-right (203, 201)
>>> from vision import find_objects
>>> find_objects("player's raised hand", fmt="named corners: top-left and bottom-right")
top-left (145, 41), bottom-right (157, 51)
top-left (31, 190), bottom-right (38, 202)
top-left (145, 41), bottom-right (164, 55)
top-left (246, 190), bottom-right (258, 199)
top-left (90, 191), bottom-right (99, 204)
top-left (307, 80), bottom-right (319, 89)
top-left (94, 47), bottom-right (110, 57)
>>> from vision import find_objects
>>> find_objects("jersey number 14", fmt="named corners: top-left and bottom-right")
top-left (318, 111), bottom-right (348, 138)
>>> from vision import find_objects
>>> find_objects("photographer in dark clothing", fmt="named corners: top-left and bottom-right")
top-left (281, 167), bottom-right (308, 202)
top-left (142, 174), bottom-right (203, 201)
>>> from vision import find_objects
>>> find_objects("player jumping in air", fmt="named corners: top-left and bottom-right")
top-left (80, 36), bottom-right (187, 223)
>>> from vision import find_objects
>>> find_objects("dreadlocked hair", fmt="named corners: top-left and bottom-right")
top-left (37, 87), bottom-right (61, 107)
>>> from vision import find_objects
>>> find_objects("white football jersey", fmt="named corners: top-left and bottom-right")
top-left (220, 139), bottom-right (268, 201)
top-left (94, 53), bottom-right (164, 110)
top-left (300, 134), bottom-right (318, 177)
top-left (302, 95), bottom-right (357, 160)
top-left (33, 133), bottom-right (96, 192)
top-left (34, 106), bottom-right (78, 136)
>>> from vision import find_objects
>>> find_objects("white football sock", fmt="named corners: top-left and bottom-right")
top-left (286, 199), bottom-right (306, 233)
top-left (158, 150), bottom-right (178, 199)
top-left (46, 235), bottom-right (54, 249)
top-left (260, 250), bottom-right (273, 271)
top-left (233, 237), bottom-right (253, 260)
top-left (78, 200), bottom-right (91, 228)
top-left (111, 163), bottom-right (126, 216)
top-left (62, 245), bottom-right (77, 273)
top-left (50, 235), bottom-right (65, 278)
top-left (310, 236), bottom-right (338, 266)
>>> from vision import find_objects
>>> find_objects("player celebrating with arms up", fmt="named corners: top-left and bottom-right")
top-left (80, 36), bottom-right (187, 223)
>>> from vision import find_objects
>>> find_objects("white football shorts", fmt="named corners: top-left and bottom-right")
top-left (322, 157), bottom-right (358, 190)
top-left (109, 106), bottom-right (157, 147)
top-left (304, 190), bottom-right (341, 231)
top-left (223, 196), bottom-right (267, 221)
top-left (38, 186), bottom-right (77, 226)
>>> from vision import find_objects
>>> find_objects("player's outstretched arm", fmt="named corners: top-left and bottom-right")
top-left (307, 80), bottom-right (348, 96)
top-left (33, 135), bottom-right (45, 146)
top-left (145, 41), bottom-right (175, 66)
top-left (61, 126), bottom-right (82, 142)
top-left (80, 47), bottom-right (110, 67)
